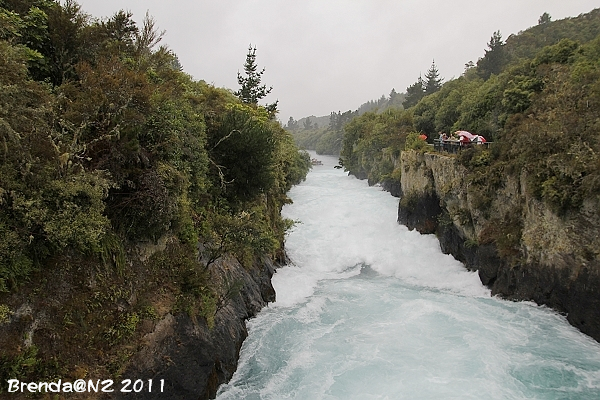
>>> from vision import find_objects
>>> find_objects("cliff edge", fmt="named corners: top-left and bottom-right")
top-left (398, 150), bottom-right (600, 341)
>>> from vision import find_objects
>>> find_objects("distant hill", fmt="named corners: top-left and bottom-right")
top-left (295, 115), bottom-right (330, 130)
top-left (504, 8), bottom-right (600, 63)
top-left (286, 89), bottom-right (406, 155)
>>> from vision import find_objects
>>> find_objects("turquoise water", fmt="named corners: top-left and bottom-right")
top-left (216, 154), bottom-right (600, 399)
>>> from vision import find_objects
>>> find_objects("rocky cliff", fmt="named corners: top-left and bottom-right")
top-left (0, 239), bottom-right (276, 399)
top-left (398, 150), bottom-right (600, 341)
top-left (117, 255), bottom-right (276, 400)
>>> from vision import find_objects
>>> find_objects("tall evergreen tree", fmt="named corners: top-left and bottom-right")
top-left (402, 75), bottom-right (424, 109)
top-left (477, 31), bottom-right (505, 80)
top-left (235, 44), bottom-right (278, 114)
top-left (424, 60), bottom-right (443, 95)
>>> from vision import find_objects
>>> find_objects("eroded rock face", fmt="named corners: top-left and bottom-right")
top-left (117, 257), bottom-right (276, 400)
top-left (381, 178), bottom-right (402, 198)
top-left (398, 150), bottom-right (600, 342)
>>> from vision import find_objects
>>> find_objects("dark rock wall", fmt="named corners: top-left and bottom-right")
top-left (116, 257), bottom-right (276, 400)
top-left (381, 178), bottom-right (402, 198)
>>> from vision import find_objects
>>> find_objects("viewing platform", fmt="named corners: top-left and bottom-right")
top-left (433, 139), bottom-right (493, 154)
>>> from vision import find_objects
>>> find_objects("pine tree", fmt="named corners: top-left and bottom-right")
top-left (424, 60), bottom-right (443, 95)
top-left (477, 31), bottom-right (505, 80)
top-left (402, 75), bottom-right (424, 109)
top-left (235, 45), bottom-right (278, 113)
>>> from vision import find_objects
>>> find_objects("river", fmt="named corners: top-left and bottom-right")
top-left (216, 153), bottom-right (600, 399)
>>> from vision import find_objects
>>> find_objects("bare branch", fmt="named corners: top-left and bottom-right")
top-left (209, 157), bottom-right (234, 189)
top-left (211, 129), bottom-right (240, 151)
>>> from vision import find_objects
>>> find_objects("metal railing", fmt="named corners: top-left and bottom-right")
top-left (433, 139), bottom-right (492, 153)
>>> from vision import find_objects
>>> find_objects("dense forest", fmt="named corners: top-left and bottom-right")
top-left (339, 8), bottom-right (600, 218)
top-left (0, 0), bottom-right (309, 387)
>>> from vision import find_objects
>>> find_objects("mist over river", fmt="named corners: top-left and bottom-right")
top-left (216, 153), bottom-right (600, 399)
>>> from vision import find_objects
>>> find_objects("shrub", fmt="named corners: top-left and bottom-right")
top-left (404, 132), bottom-right (430, 152)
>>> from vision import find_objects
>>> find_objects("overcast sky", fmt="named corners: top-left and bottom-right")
top-left (75, 0), bottom-right (599, 123)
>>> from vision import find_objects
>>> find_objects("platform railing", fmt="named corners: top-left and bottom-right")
top-left (433, 139), bottom-right (492, 153)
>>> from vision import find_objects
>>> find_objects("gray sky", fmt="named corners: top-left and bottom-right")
top-left (75, 0), bottom-right (599, 123)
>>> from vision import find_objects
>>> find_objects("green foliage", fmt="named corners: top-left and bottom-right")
top-left (104, 312), bottom-right (140, 346)
top-left (207, 103), bottom-right (277, 205)
top-left (480, 210), bottom-right (524, 259)
top-left (403, 75), bottom-right (425, 109)
top-left (0, 222), bottom-right (34, 292)
top-left (506, 9), bottom-right (600, 64)
top-left (139, 304), bottom-right (158, 320)
top-left (424, 60), bottom-right (443, 95)
top-left (433, 78), bottom-right (470, 134)
top-left (404, 132), bottom-right (430, 152)
top-left (275, 134), bottom-right (311, 192)
top-left (464, 238), bottom-right (479, 249)
top-left (413, 93), bottom-right (439, 136)
top-left (99, 230), bottom-right (126, 274)
top-left (39, 173), bottom-right (113, 253)
top-left (0, 304), bottom-right (10, 324)
top-left (291, 125), bottom-right (326, 151)
top-left (340, 108), bottom-right (412, 179)
top-left (200, 293), bottom-right (217, 329)
top-left (148, 240), bottom-right (218, 328)
top-left (501, 37), bottom-right (600, 214)
top-left (0, 346), bottom-right (62, 393)
top-left (0, 1), bottom-right (311, 388)
top-left (538, 12), bottom-right (551, 25)
top-left (533, 38), bottom-right (579, 66)
top-left (477, 31), bottom-right (505, 80)
top-left (199, 204), bottom-right (280, 268)
top-left (234, 45), bottom-right (277, 114)
top-left (315, 129), bottom-right (343, 155)
top-left (0, 1), bottom-right (308, 292)
top-left (452, 74), bottom-right (504, 140)
top-left (402, 61), bottom-right (443, 111)
top-left (290, 111), bottom-right (359, 156)
top-left (501, 75), bottom-right (543, 114)
top-left (436, 211), bottom-right (453, 228)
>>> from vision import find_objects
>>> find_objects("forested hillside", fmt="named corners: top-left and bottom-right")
top-left (340, 8), bottom-right (600, 210)
top-left (0, 0), bottom-right (309, 390)
top-left (287, 88), bottom-right (405, 156)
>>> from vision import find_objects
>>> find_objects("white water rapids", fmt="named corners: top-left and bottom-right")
top-left (216, 153), bottom-right (600, 399)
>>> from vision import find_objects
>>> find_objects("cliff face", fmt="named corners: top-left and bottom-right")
top-left (398, 150), bottom-right (600, 341)
top-left (0, 241), bottom-right (275, 399)
top-left (118, 256), bottom-right (275, 400)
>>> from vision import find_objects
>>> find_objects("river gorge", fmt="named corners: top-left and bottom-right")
top-left (215, 153), bottom-right (600, 399)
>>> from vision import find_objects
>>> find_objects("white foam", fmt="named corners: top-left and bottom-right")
top-left (278, 153), bottom-right (489, 307)
top-left (216, 153), bottom-right (600, 400)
